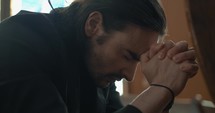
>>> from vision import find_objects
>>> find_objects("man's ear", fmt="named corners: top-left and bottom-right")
top-left (85, 11), bottom-right (104, 38)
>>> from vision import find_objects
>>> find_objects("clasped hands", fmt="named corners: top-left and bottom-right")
top-left (140, 40), bottom-right (198, 96)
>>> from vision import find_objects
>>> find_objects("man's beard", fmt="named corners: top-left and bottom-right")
top-left (93, 72), bottom-right (123, 88)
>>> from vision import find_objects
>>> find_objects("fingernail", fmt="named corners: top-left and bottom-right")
top-left (159, 43), bottom-right (164, 46)
top-left (173, 57), bottom-right (177, 61)
top-left (143, 59), bottom-right (149, 63)
top-left (180, 65), bottom-right (184, 70)
top-left (159, 53), bottom-right (164, 59)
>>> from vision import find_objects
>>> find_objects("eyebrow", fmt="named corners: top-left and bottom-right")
top-left (127, 49), bottom-right (140, 61)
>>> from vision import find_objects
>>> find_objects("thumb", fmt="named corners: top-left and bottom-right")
top-left (140, 51), bottom-right (150, 63)
top-left (140, 51), bottom-right (150, 72)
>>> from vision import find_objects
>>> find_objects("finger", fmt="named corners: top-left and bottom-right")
top-left (140, 51), bottom-right (150, 73)
top-left (157, 40), bottom-right (175, 59)
top-left (179, 61), bottom-right (199, 78)
top-left (157, 35), bottom-right (165, 44)
top-left (172, 50), bottom-right (196, 63)
top-left (167, 41), bottom-right (188, 58)
top-left (149, 43), bottom-right (164, 58)
top-left (141, 51), bottom-right (150, 63)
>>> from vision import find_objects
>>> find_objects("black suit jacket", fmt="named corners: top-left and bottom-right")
top-left (0, 11), bottom-right (141, 113)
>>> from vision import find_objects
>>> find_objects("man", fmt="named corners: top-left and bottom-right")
top-left (0, 0), bottom-right (198, 113)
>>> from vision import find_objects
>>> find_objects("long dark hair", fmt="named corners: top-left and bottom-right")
top-left (50, 0), bottom-right (166, 112)
top-left (53, 0), bottom-right (166, 44)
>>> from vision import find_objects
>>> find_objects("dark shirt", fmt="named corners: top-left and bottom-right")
top-left (0, 11), bottom-right (141, 113)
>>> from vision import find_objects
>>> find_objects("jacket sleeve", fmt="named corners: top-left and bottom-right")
top-left (113, 105), bottom-right (142, 113)
top-left (106, 84), bottom-right (142, 113)
top-left (0, 74), bottom-right (68, 113)
top-left (0, 17), bottom-right (68, 113)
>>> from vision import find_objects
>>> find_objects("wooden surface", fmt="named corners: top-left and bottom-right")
top-left (186, 0), bottom-right (215, 102)
top-left (126, 0), bottom-right (212, 100)
top-left (0, 0), bottom-right (10, 21)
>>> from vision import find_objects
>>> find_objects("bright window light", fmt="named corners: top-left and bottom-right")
top-left (115, 80), bottom-right (123, 96)
top-left (11, 0), bottom-right (74, 15)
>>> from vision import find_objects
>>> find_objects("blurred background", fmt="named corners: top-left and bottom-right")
top-left (0, 0), bottom-right (214, 112)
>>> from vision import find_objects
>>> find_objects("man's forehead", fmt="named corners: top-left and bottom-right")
top-left (136, 35), bottom-right (162, 57)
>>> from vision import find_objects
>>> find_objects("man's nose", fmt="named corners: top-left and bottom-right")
top-left (121, 63), bottom-right (138, 81)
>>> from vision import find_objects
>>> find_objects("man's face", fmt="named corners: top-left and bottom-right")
top-left (86, 24), bottom-right (159, 88)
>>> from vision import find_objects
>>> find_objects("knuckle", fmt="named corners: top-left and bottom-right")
top-left (174, 50), bottom-right (195, 62)
top-left (178, 40), bottom-right (188, 46)
top-left (176, 41), bottom-right (188, 51)
top-left (165, 41), bottom-right (175, 49)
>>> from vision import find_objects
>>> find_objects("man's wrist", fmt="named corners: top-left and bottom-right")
top-left (130, 86), bottom-right (173, 113)
top-left (150, 84), bottom-right (175, 111)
